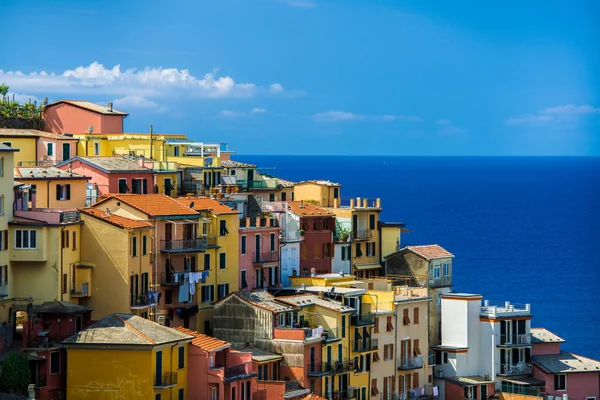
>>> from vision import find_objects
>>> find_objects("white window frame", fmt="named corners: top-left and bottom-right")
top-left (433, 264), bottom-right (441, 279)
top-left (443, 262), bottom-right (450, 276)
top-left (211, 387), bottom-right (217, 400)
top-left (15, 230), bottom-right (37, 249)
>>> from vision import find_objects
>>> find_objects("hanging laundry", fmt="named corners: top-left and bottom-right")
top-left (189, 282), bottom-right (196, 296)
top-left (179, 282), bottom-right (190, 302)
top-left (174, 273), bottom-right (179, 283)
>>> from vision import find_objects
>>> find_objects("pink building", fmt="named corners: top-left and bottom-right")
top-left (239, 215), bottom-right (281, 291)
top-left (22, 301), bottom-right (93, 400)
top-left (56, 156), bottom-right (155, 196)
top-left (531, 328), bottom-right (600, 399)
top-left (43, 100), bottom-right (127, 135)
top-left (174, 327), bottom-right (256, 400)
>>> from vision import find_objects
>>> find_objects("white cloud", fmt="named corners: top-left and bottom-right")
top-left (277, 0), bottom-right (316, 8)
top-left (6, 92), bottom-right (40, 104)
top-left (113, 95), bottom-right (164, 111)
top-left (251, 108), bottom-right (267, 114)
top-left (436, 119), bottom-right (451, 125)
top-left (379, 114), bottom-right (422, 122)
top-left (0, 62), bottom-right (288, 99)
top-left (506, 104), bottom-right (600, 126)
top-left (313, 111), bottom-right (366, 122)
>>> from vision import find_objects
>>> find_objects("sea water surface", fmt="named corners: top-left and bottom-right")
top-left (236, 156), bottom-right (600, 360)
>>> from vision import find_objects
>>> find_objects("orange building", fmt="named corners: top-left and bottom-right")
top-left (44, 100), bottom-right (127, 135)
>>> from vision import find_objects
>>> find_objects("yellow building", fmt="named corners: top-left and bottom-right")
top-left (80, 208), bottom-right (154, 320)
top-left (0, 128), bottom-right (78, 168)
top-left (14, 167), bottom-right (89, 209)
top-left (64, 313), bottom-right (193, 400)
top-left (294, 180), bottom-right (341, 208)
top-left (0, 144), bottom-right (17, 325)
top-left (74, 132), bottom-right (187, 161)
top-left (176, 197), bottom-right (240, 334)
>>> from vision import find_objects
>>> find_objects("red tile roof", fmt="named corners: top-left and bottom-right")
top-left (405, 244), bottom-right (454, 260)
top-left (174, 327), bottom-right (230, 353)
top-left (81, 208), bottom-right (152, 230)
top-left (94, 194), bottom-right (199, 217)
top-left (287, 201), bottom-right (334, 217)
top-left (177, 197), bottom-right (239, 215)
top-left (302, 395), bottom-right (328, 400)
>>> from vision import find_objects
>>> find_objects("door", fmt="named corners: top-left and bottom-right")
top-left (255, 235), bottom-right (261, 262)
top-left (327, 346), bottom-right (332, 369)
top-left (165, 224), bottom-right (173, 242)
top-left (155, 351), bottom-right (163, 385)
top-left (62, 143), bottom-right (71, 162)
top-left (164, 178), bottom-right (172, 196)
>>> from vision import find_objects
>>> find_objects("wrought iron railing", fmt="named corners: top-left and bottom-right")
top-left (224, 364), bottom-right (247, 379)
top-left (498, 362), bottom-right (533, 376)
top-left (499, 333), bottom-right (531, 346)
top-left (153, 371), bottom-right (177, 387)
top-left (253, 252), bottom-right (279, 263)
top-left (398, 355), bottom-right (424, 370)
top-left (160, 238), bottom-right (207, 252)
top-left (353, 338), bottom-right (378, 352)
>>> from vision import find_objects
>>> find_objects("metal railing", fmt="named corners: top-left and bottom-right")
top-left (499, 333), bottom-right (531, 346)
top-left (253, 252), bottom-right (279, 263)
top-left (70, 282), bottom-right (90, 297)
top-left (351, 313), bottom-right (375, 326)
top-left (351, 229), bottom-right (372, 240)
top-left (154, 371), bottom-right (177, 387)
top-left (322, 327), bottom-right (341, 342)
top-left (17, 160), bottom-right (59, 168)
top-left (160, 238), bottom-right (207, 252)
top-left (353, 338), bottom-right (378, 352)
top-left (398, 355), bottom-right (424, 370)
top-left (159, 271), bottom-right (198, 286)
top-left (500, 381), bottom-right (541, 396)
top-left (284, 380), bottom-right (305, 393)
top-left (60, 210), bottom-right (81, 223)
top-left (498, 362), bottom-right (533, 376)
top-left (224, 364), bottom-right (247, 380)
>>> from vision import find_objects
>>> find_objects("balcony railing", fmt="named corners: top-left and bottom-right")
top-left (160, 238), bottom-right (207, 253)
top-left (159, 271), bottom-right (198, 286)
top-left (224, 364), bottom-right (249, 381)
top-left (351, 229), bottom-right (372, 240)
top-left (500, 381), bottom-right (541, 396)
top-left (253, 252), bottom-right (279, 264)
top-left (499, 333), bottom-right (531, 346)
top-left (154, 371), bottom-right (177, 387)
top-left (17, 160), bottom-right (59, 168)
top-left (60, 210), bottom-right (81, 223)
top-left (353, 338), bottom-right (378, 353)
top-left (284, 380), bottom-right (305, 393)
top-left (307, 359), bottom-right (355, 376)
top-left (70, 282), bottom-right (90, 297)
top-left (351, 313), bottom-right (375, 326)
top-left (130, 292), bottom-right (155, 308)
top-left (498, 362), bottom-right (533, 376)
top-left (322, 327), bottom-right (341, 342)
top-left (398, 355), bottom-right (424, 370)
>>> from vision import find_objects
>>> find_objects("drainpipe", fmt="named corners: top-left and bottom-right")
top-left (46, 181), bottom-right (50, 209)
top-left (149, 125), bottom-right (153, 160)
top-left (394, 301), bottom-right (399, 391)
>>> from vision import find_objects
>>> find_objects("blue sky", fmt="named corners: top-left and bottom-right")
top-left (1, 0), bottom-right (598, 155)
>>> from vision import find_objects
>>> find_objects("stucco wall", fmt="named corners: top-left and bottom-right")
top-left (44, 103), bottom-right (124, 134)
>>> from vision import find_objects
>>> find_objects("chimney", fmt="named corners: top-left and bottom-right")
top-left (28, 384), bottom-right (36, 400)
top-left (363, 198), bottom-right (368, 208)
top-left (107, 102), bottom-right (113, 112)
top-left (246, 217), bottom-right (251, 227)
top-left (300, 200), bottom-right (304, 208)
top-left (356, 197), bottom-right (361, 207)
top-left (349, 199), bottom-right (354, 209)
top-left (376, 198), bottom-right (381, 208)
top-left (256, 217), bottom-right (261, 227)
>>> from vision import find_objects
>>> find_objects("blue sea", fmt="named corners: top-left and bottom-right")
top-left (236, 155), bottom-right (600, 361)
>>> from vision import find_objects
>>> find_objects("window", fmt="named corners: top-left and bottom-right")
top-left (50, 351), bottom-right (60, 374)
top-left (118, 179), bottom-right (128, 194)
top-left (94, 142), bottom-right (100, 156)
top-left (56, 184), bottom-right (71, 201)
top-left (341, 246), bottom-right (350, 261)
top-left (0, 230), bottom-right (5, 251)
top-left (1, 142), bottom-right (10, 147)
top-left (374, 317), bottom-right (379, 333)
top-left (132, 237), bottom-right (137, 257)
top-left (241, 270), bottom-right (247, 289)
top-left (270, 233), bottom-right (276, 252)
top-left (217, 283), bottom-right (229, 300)
top-left (0, 157), bottom-right (3, 177)
top-left (0, 265), bottom-right (8, 286)
top-left (333, 187), bottom-right (339, 199)
top-left (178, 389), bottom-right (184, 400)
top-left (413, 373), bottom-right (419, 389)
top-left (63, 273), bottom-right (68, 294)
top-left (156, 394), bottom-right (162, 400)
top-left (355, 243), bottom-right (363, 257)
top-left (281, 192), bottom-right (286, 201)
top-left (132, 178), bottom-right (148, 194)
top-left (414, 307), bottom-right (419, 324)
top-left (241, 235), bottom-right (246, 254)
top-left (413, 339), bottom-right (421, 356)
top-left (387, 316), bottom-right (393, 331)
top-left (443, 352), bottom-right (449, 364)
top-left (219, 253), bottom-right (226, 269)
top-left (219, 220), bottom-right (228, 236)
top-left (47, 143), bottom-right (53, 156)
top-left (0, 196), bottom-right (3, 216)
top-left (554, 374), bottom-right (566, 390)
top-left (443, 262), bottom-right (450, 277)
top-left (371, 379), bottom-right (379, 396)
top-left (269, 193), bottom-right (275, 202)
top-left (15, 230), bottom-right (37, 249)
top-left (369, 214), bottom-right (375, 230)
top-left (433, 264), bottom-right (441, 279)
top-left (403, 308), bottom-right (410, 325)
top-left (366, 242), bottom-right (375, 256)
top-left (142, 236), bottom-right (147, 255)
top-left (204, 253), bottom-right (211, 270)
top-left (201, 285), bottom-right (215, 303)
top-left (211, 387), bottom-right (217, 400)
top-left (174, 146), bottom-right (180, 156)
top-left (341, 315), bottom-right (346, 338)
top-left (178, 346), bottom-right (185, 369)
top-left (72, 231), bottom-right (77, 250)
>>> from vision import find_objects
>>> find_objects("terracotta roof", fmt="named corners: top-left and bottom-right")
top-left (302, 395), bottom-right (328, 400)
top-left (57, 156), bottom-right (151, 172)
top-left (81, 208), bottom-right (153, 230)
top-left (177, 197), bottom-right (239, 215)
top-left (287, 201), bottom-right (334, 217)
top-left (63, 313), bottom-right (192, 346)
top-left (404, 244), bottom-right (454, 260)
top-left (94, 194), bottom-right (200, 217)
top-left (14, 167), bottom-right (88, 180)
top-left (31, 301), bottom-right (92, 315)
top-left (531, 328), bottom-right (566, 344)
top-left (46, 100), bottom-right (128, 116)
top-left (533, 351), bottom-right (600, 373)
top-left (174, 327), bottom-right (230, 353)
top-left (0, 128), bottom-right (75, 140)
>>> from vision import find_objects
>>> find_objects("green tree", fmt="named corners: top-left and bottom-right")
top-left (0, 352), bottom-right (31, 394)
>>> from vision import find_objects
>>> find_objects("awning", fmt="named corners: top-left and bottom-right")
top-left (354, 263), bottom-right (382, 270)
top-left (498, 376), bottom-right (545, 386)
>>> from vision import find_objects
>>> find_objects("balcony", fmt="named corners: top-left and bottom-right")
top-left (223, 364), bottom-right (253, 383)
top-left (253, 252), bottom-right (279, 265)
top-left (351, 229), bottom-right (372, 241)
top-left (70, 282), bottom-right (90, 298)
top-left (284, 380), bottom-right (309, 398)
top-left (160, 238), bottom-right (207, 254)
top-left (500, 381), bottom-right (542, 396)
top-left (497, 362), bottom-right (533, 376)
top-left (398, 355), bottom-right (424, 370)
top-left (130, 293), bottom-right (156, 309)
top-left (322, 327), bottom-right (342, 343)
top-left (498, 333), bottom-right (531, 346)
top-left (351, 313), bottom-right (375, 326)
top-left (154, 371), bottom-right (177, 388)
top-left (353, 338), bottom-right (378, 353)
top-left (306, 361), bottom-right (333, 376)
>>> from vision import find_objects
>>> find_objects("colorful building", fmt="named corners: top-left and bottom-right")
top-left (89, 194), bottom-right (205, 330)
top-left (0, 128), bottom-right (78, 167)
top-left (14, 167), bottom-right (89, 209)
top-left (293, 180), bottom-right (341, 208)
top-left (22, 301), bottom-right (93, 400)
top-left (79, 207), bottom-right (155, 320)
top-left (63, 313), bottom-right (193, 400)
top-left (44, 100), bottom-right (128, 135)
top-left (174, 327), bottom-right (257, 400)
top-left (0, 144), bottom-right (17, 335)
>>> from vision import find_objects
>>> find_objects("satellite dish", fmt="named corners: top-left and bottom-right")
top-left (87, 125), bottom-right (94, 134)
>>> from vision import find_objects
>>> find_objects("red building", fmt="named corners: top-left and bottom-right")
top-left (44, 100), bottom-right (127, 135)
top-left (56, 156), bottom-right (155, 197)
top-left (288, 201), bottom-right (335, 276)
top-left (22, 301), bottom-right (93, 400)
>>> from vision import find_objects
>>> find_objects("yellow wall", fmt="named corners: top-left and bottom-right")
top-left (381, 226), bottom-right (401, 259)
top-left (155, 173), bottom-right (178, 197)
top-left (1, 137), bottom-right (37, 167)
top-left (74, 134), bottom-right (185, 162)
top-left (17, 178), bottom-right (88, 209)
top-left (499, 393), bottom-right (543, 400)
top-left (293, 183), bottom-right (340, 207)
